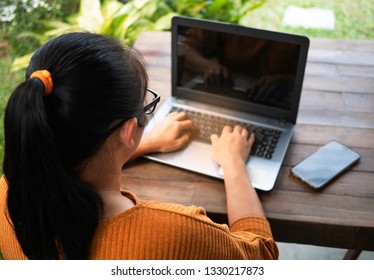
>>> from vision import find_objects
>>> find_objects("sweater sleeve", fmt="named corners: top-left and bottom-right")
top-left (231, 216), bottom-right (274, 238)
top-left (229, 216), bottom-right (279, 259)
top-left (0, 175), bottom-right (28, 260)
top-left (191, 209), bottom-right (279, 260)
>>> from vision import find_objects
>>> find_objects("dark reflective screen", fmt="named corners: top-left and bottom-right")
top-left (177, 26), bottom-right (301, 111)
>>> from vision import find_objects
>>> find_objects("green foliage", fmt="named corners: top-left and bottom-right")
top-left (9, 0), bottom-right (266, 71)
top-left (241, 0), bottom-right (374, 40)
top-left (0, 0), bottom-right (80, 57)
top-left (24, 0), bottom-right (265, 44)
top-left (166, 0), bottom-right (266, 23)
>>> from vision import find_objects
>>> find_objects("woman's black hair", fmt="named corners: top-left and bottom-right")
top-left (3, 32), bottom-right (148, 259)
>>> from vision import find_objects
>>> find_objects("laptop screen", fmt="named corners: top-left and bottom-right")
top-left (172, 17), bottom-right (309, 123)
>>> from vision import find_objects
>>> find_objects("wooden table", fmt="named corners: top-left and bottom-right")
top-left (122, 31), bottom-right (374, 258)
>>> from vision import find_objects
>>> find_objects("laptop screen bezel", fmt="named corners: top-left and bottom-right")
top-left (171, 16), bottom-right (309, 124)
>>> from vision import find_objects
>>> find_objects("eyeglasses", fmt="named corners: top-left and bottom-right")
top-left (135, 88), bottom-right (160, 116)
top-left (100, 88), bottom-right (160, 140)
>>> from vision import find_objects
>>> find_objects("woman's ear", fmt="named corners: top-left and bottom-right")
top-left (119, 117), bottom-right (138, 148)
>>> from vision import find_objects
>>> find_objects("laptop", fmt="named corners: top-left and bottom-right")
top-left (144, 16), bottom-right (309, 191)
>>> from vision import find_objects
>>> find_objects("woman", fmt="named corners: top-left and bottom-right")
top-left (0, 32), bottom-right (278, 260)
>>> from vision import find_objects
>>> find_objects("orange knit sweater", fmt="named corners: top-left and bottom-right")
top-left (0, 176), bottom-right (278, 260)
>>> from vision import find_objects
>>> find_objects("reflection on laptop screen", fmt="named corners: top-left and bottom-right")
top-left (177, 26), bottom-right (301, 111)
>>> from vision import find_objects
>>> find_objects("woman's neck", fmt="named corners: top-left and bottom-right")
top-left (99, 189), bottom-right (135, 218)
top-left (80, 153), bottom-right (135, 218)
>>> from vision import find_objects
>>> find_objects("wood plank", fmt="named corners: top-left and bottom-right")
top-left (262, 190), bottom-right (374, 227)
top-left (338, 65), bottom-right (374, 78)
top-left (310, 38), bottom-right (374, 52)
top-left (143, 55), bottom-right (171, 68)
top-left (305, 63), bottom-right (338, 76)
top-left (341, 92), bottom-right (374, 110)
top-left (306, 63), bottom-right (374, 79)
top-left (134, 31), bottom-right (171, 56)
top-left (307, 49), bottom-right (374, 66)
top-left (122, 160), bottom-right (227, 213)
top-left (303, 75), bottom-right (374, 94)
top-left (292, 124), bottom-right (374, 149)
top-left (269, 219), bottom-right (374, 250)
top-left (148, 66), bottom-right (171, 82)
top-left (297, 109), bottom-right (374, 129)
top-left (300, 90), bottom-right (374, 112)
top-left (123, 157), bottom-right (202, 182)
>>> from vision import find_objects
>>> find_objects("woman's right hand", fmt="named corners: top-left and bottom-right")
top-left (210, 125), bottom-right (255, 170)
top-left (145, 111), bottom-right (198, 153)
top-left (131, 111), bottom-right (198, 161)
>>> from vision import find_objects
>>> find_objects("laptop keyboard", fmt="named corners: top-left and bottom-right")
top-left (169, 107), bottom-right (282, 159)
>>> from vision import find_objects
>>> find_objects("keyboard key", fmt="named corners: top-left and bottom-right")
top-left (169, 107), bottom-right (281, 160)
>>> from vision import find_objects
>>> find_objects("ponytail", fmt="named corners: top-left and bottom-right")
top-left (3, 78), bottom-right (103, 259)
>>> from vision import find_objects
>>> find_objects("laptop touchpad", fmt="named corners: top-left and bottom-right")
top-left (171, 141), bottom-right (218, 174)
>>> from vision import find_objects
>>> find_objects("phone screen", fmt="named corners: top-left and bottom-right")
top-left (291, 141), bottom-right (360, 190)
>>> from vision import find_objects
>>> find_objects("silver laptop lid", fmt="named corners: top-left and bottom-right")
top-left (171, 16), bottom-right (309, 124)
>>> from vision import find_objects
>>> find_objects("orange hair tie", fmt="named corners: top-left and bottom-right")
top-left (30, 70), bottom-right (53, 96)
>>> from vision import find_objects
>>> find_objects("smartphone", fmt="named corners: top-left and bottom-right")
top-left (290, 140), bottom-right (360, 190)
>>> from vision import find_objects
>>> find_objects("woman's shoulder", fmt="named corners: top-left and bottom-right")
top-left (119, 190), bottom-right (271, 234)
top-left (121, 189), bottom-right (206, 217)
top-left (103, 190), bottom-right (227, 231)
top-left (106, 190), bottom-right (273, 240)
top-left (140, 199), bottom-right (207, 218)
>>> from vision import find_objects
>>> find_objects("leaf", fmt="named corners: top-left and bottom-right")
top-left (239, 0), bottom-right (266, 16)
top-left (140, 1), bottom-right (159, 19)
top-left (149, 1), bottom-right (173, 21)
top-left (117, 10), bottom-right (143, 39)
top-left (101, 0), bottom-right (123, 19)
top-left (40, 20), bottom-right (73, 30)
top-left (133, 0), bottom-right (152, 9)
top-left (11, 53), bottom-right (34, 73)
top-left (125, 19), bottom-right (154, 44)
top-left (153, 12), bottom-right (179, 30)
top-left (41, 20), bottom-right (78, 38)
top-left (16, 31), bottom-right (48, 45)
top-left (76, 0), bottom-right (104, 32)
top-left (106, 1), bottom-right (134, 34)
